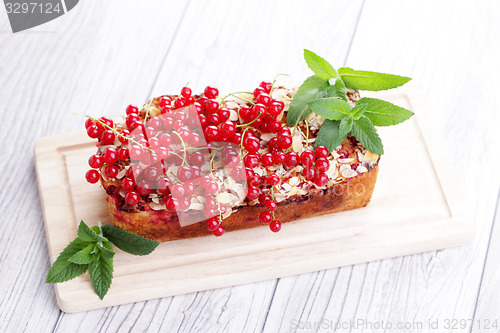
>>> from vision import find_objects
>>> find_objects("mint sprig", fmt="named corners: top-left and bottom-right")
top-left (46, 220), bottom-right (161, 300)
top-left (288, 49), bottom-right (413, 155)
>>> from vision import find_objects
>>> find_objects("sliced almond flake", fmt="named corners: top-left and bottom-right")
top-left (150, 202), bottom-right (167, 211)
top-left (356, 165), bottom-right (368, 173)
top-left (289, 177), bottom-right (299, 186)
top-left (260, 133), bottom-right (275, 142)
top-left (188, 202), bottom-right (204, 211)
top-left (119, 188), bottom-right (127, 198)
top-left (222, 207), bottom-right (233, 219)
top-left (338, 158), bottom-right (355, 164)
top-left (340, 164), bottom-right (358, 178)
top-left (292, 136), bottom-right (303, 152)
top-left (229, 109), bottom-right (239, 121)
top-left (217, 192), bottom-right (239, 205)
top-left (197, 196), bottom-right (206, 203)
top-left (362, 151), bottom-right (379, 168)
top-left (116, 168), bottom-right (127, 179)
top-left (226, 101), bottom-right (239, 109)
top-left (281, 183), bottom-right (292, 192)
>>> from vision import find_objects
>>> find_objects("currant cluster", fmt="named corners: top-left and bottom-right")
top-left (84, 80), bottom-right (334, 237)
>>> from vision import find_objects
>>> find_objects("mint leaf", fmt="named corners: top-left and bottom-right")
top-left (339, 117), bottom-right (353, 134)
top-left (102, 224), bottom-right (160, 256)
top-left (351, 116), bottom-right (384, 154)
top-left (326, 78), bottom-right (347, 101)
top-left (68, 244), bottom-right (96, 265)
top-left (88, 255), bottom-right (113, 300)
top-left (303, 49), bottom-right (338, 80)
top-left (286, 75), bottom-right (329, 126)
top-left (98, 240), bottom-right (115, 260)
top-left (46, 238), bottom-right (89, 283)
top-left (315, 119), bottom-right (349, 152)
top-left (338, 67), bottom-right (411, 91)
top-left (77, 221), bottom-right (102, 243)
top-left (349, 104), bottom-right (368, 120)
top-left (308, 97), bottom-right (351, 121)
top-left (356, 98), bottom-right (413, 126)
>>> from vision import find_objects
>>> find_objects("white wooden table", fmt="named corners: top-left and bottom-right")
top-left (1, 0), bottom-right (499, 332)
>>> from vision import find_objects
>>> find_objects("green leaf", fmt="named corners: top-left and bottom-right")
top-left (349, 104), bottom-right (368, 120)
top-left (102, 225), bottom-right (160, 256)
top-left (308, 97), bottom-right (351, 121)
top-left (46, 238), bottom-right (89, 283)
top-left (325, 78), bottom-right (347, 101)
top-left (314, 119), bottom-right (350, 152)
top-left (303, 49), bottom-right (338, 80)
top-left (338, 67), bottom-right (411, 91)
top-left (351, 116), bottom-right (384, 154)
top-left (68, 244), bottom-right (96, 265)
top-left (286, 75), bottom-right (329, 126)
top-left (356, 97), bottom-right (414, 126)
top-left (77, 221), bottom-right (102, 243)
top-left (98, 240), bottom-right (116, 260)
top-left (339, 117), bottom-right (353, 134)
top-left (88, 255), bottom-right (113, 300)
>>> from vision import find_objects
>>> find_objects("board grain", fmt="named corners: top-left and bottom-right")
top-left (34, 85), bottom-right (474, 312)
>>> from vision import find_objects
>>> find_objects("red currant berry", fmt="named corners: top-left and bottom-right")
top-left (284, 152), bottom-right (299, 168)
top-left (166, 197), bottom-right (178, 212)
top-left (177, 166), bottom-right (193, 182)
top-left (206, 100), bottom-right (219, 113)
top-left (157, 177), bottom-right (171, 195)
top-left (300, 150), bottom-right (315, 166)
top-left (207, 113), bottom-right (220, 126)
top-left (137, 180), bottom-right (153, 196)
top-left (267, 119), bottom-right (282, 133)
top-left (252, 103), bottom-right (267, 118)
top-left (177, 197), bottom-right (191, 211)
top-left (272, 150), bottom-right (285, 164)
top-left (259, 81), bottom-right (272, 93)
top-left (315, 157), bottom-right (330, 173)
top-left (277, 135), bottom-right (292, 150)
top-left (269, 220), bottom-right (281, 232)
top-left (203, 179), bottom-right (219, 194)
top-left (204, 125), bottom-right (220, 142)
top-left (278, 128), bottom-right (291, 137)
top-left (243, 136), bottom-right (260, 153)
top-left (189, 151), bottom-right (205, 166)
top-left (314, 173), bottom-right (329, 187)
top-left (193, 102), bottom-right (203, 114)
top-left (212, 225), bottom-right (224, 237)
top-left (119, 130), bottom-right (131, 144)
top-left (181, 86), bottom-right (192, 98)
top-left (99, 117), bottom-right (114, 129)
top-left (87, 125), bottom-right (101, 139)
top-left (243, 154), bottom-right (260, 168)
top-left (122, 177), bottom-right (136, 192)
top-left (315, 145), bottom-right (329, 158)
top-left (105, 164), bottom-right (119, 178)
top-left (246, 186), bottom-right (260, 200)
top-left (265, 174), bottom-right (280, 186)
top-left (265, 199), bottom-right (277, 211)
top-left (126, 104), bottom-right (139, 115)
top-left (144, 166), bottom-right (159, 182)
top-left (125, 191), bottom-right (140, 205)
top-left (256, 93), bottom-right (271, 106)
top-left (129, 146), bottom-right (142, 161)
top-left (218, 108), bottom-right (230, 122)
top-left (270, 99), bottom-right (284, 112)
top-left (159, 97), bottom-right (171, 107)
top-left (248, 173), bottom-right (261, 187)
top-left (118, 147), bottom-right (129, 160)
top-left (126, 114), bottom-right (140, 128)
top-left (206, 217), bottom-right (220, 231)
top-left (85, 169), bottom-right (100, 184)
top-left (88, 154), bottom-right (103, 169)
top-left (259, 193), bottom-right (271, 205)
top-left (261, 153), bottom-right (274, 167)
top-left (158, 133), bottom-right (172, 147)
top-left (253, 87), bottom-right (266, 98)
top-left (85, 118), bottom-right (94, 129)
top-left (239, 106), bottom-right (253, 121)
top-left (204, 86), bottom-right (219, 99)
top-left (303, 166), bottom-right (316, 181)
top-left (259, 211), bottom-right (272, 224)
top-left (161, 105), bottom-right (174, 115)
top-left (220, 121), bottom-right (236, 138)
top-left (103, 147), bottom-right (118, 165)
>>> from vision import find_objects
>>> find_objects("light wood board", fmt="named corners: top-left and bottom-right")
top-left (34, 85), bottom-right (474, 313)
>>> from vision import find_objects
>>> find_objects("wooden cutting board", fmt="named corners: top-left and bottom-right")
top-left (34, 84), bottom-right (474, 313)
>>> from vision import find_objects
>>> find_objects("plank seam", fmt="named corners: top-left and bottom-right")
top-left (470, 187), bottom-right (500, 333)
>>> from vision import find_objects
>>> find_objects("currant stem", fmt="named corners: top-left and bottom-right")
top-left (220, 91), bottom-right (253, 103)
top-left (239, 125), bottom-right (256, 147)
top-left (236, 111), bottom-right (263, 128)
top-left (172, 131), bottom-right (188, 166)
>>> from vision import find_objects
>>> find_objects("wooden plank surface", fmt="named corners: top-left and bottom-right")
top-left (1, 0), bottom-right (498, 331)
